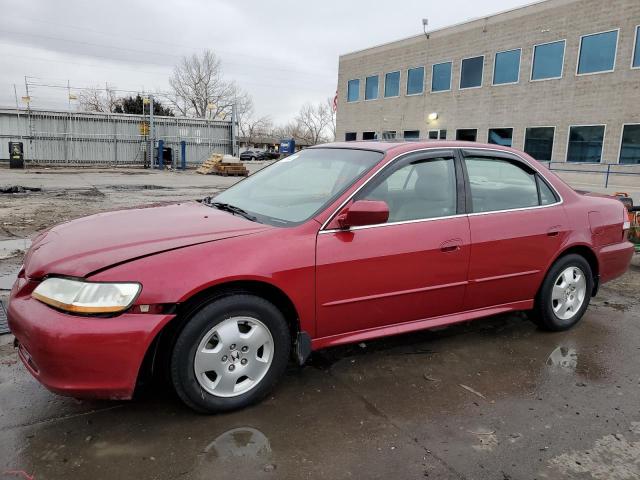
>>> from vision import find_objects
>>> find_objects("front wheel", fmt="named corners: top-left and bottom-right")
top-left (170, 294), bottom-right (291, 413)
top-left (532, 254), bottom-right (593, 331)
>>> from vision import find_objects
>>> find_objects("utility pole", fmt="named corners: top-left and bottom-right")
top-left (231, 103), bottom-right (238, 157)
top-left (24, 76), bottom-right (35, 164)
top-left (149, 95), bottom-right (155, 168)
top-left (13, 84), bottom-right (23, 141)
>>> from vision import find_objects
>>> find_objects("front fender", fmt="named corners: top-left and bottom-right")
top-left (89, 225), bottom-right (318, 337)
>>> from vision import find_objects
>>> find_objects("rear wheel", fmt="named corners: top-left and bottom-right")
top-left (170, 294), bottom-right (290, 413)
top-left (531, 254), bottom-right (593, 331)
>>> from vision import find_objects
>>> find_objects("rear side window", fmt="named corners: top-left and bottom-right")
top-left (359, 157), bottom-right (457, 223)
top-left (465, 156), bottom-right (557, 213)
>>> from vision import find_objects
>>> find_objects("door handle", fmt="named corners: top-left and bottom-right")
top-left (440, 239), bottom-right (462, 253)
top-left (547, 225), bottom-right (562, 237)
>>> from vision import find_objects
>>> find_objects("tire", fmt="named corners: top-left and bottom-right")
top-left (170, 294), bottom-right (291, 413)
top-left (532, 254), bottom-right (593, 331)
top-left (251, 156), bottom-right (256, 161)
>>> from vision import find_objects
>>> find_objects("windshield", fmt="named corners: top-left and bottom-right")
top-left (213, 148), bottom-right (384, 226)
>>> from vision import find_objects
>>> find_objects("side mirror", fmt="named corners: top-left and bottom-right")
top-left (332, 200), bottom-right (389, 229)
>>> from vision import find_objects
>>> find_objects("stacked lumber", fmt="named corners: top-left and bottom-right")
top-left (196, 153), bottom-right (249, 176)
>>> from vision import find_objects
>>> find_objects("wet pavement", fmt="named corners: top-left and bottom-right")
top-left (1, 263), bottom-right (639, 479)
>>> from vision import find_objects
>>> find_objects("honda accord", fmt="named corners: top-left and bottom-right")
top-left (8, 141), bottom-right (634, 412)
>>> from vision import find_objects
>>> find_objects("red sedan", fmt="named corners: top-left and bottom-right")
top-left (8, 141), bottom-right (634, 412)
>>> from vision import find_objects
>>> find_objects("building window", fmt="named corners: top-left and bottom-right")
top-left (439, 129), bottom-right (447, 140)
top-left (347, 79), bottom-right (360, 102)
top-left (362, 131), bottom-right (377, 140)
top-left (384, 71), bottom-right (400, 98)
top-left (633, 26), bottom-right (640, 68)
top-left (493, 49), bottom-right (521, 85)
top-left (619, 124), bottom-right (640, 164)
top-left (488, 128), bottom-right (514, 147)
top-left (531, 40), bottom-right (566, 80)
top-left (406, 67), bottom-right (425, 95)
top-left (345, 132), bottom-right (357, 141)
top-left (382, 131), bottom-right (396, 139)
top-left (432, 62), bottom-right (452, 92)
top-left (428, 130), bottom-right (439, 140)
top-left (524, 127), bottom-right (555, 161)
top-left (456, 129), bottom-right (477, 142)
top-left (577, 30), bottom-right (618, 75)
top-left (460, 56), bottom-right (484, 89)
top-left (365, 75), bottom-right (379, 100)
top-left (567, 125), bottom-right (605, 163)
top-left (403, 130), bottom-right (420, 139)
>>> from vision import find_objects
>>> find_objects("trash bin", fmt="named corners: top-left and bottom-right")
top-left (9, 142), bottom-right (24, 169)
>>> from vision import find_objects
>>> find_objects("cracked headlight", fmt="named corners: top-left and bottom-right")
top-left (32, 277), bottom-right (141, 314)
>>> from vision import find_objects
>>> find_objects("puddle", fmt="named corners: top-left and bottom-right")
top-left (104, 185), bottom-right (171, 190)
top-left (0, 185), bottom-right (41, 194)
top-left (0, 238), bottom-right (31, 260)
top-left (0, 238), bottom-right (30, 290)
top-left (196, 427), bottom-right (275, 475)
top-left (546, 346), bottom-right (578, 371)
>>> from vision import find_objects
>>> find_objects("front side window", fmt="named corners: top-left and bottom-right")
top-left (488, 128), bottom-right (514, 147)
top-left (365, 75), bottom-right (379, 100)
top-left (456, 129), bottom-right (477, 142)
top-left (347, 79), bottom-right (360, 102)
top-left (493, 49), bottom-right (521, 85)
top-left (460, 56), bottom-right (484, 89)
top-left (619, 124), bottom-right (640, 164)
top-left (407, 67), bottom-right (425, 95)
top-left (359, 156), bottom-right (457, 223)
top-left (466, 157), bottom-right (543, 212)
top-left (384, 71), bottom-right (400, 97)
top-left (403, 130), bottom-right (420, 139)
top-left (524, 127), bottom-right (555, 161)
top-left (577, 30), bottom-right (618, 75)
top-left (432, 62), bottom-right (452, 92)
top-left (634, 26), bottom-right (640, 68)
top-left (567, 125), bottom-right (605, 163)
top-left (214, 148), bottom-right (383, 226)
top-left (532, 40), bottom-right (566, 80)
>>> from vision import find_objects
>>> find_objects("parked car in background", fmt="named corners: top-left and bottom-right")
top-left (9, 141), bottom-right (634, 413)
top-left (239, 150), bottom-right (266, 161)
top-left (262, 150), bottom-right (280, 160)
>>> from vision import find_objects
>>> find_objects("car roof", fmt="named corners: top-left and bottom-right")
top-left (311, 140), bottom-right (527, 157)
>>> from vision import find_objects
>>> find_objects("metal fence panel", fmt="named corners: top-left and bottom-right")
top-left (0, 108), bottom-right (233, 166)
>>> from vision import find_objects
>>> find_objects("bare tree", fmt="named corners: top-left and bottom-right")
top-left (239, 108), bottom-right (273, 147)
top-left (168, 49), bottom-right (248, 120)
top-left (295, 101), bottom-right (333, 145)
top-left (78, 85), bottom-right (119, 113)
top-left (325, 96), bottom-right (336, 142)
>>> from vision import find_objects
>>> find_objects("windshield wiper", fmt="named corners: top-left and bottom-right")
top-left (201, 198), bottom-right (258, 222)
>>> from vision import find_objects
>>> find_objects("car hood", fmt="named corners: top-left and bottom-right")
top-left (24, 201), bottom-right (272, 279)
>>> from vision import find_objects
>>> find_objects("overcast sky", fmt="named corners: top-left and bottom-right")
top-left (0, 0), bottom-right (534, 124)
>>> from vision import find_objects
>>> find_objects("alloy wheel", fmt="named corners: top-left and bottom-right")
top-left (194, 316), bottom-right (274, 397)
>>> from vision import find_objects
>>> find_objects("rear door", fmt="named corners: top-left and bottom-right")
top-left (315, 149), bottom-right (471, 338)
top-left (461, 149), bottom-right (568, 310)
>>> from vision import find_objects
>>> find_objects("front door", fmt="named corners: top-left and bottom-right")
top-left (315, 150), bottom-right (471, 338)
